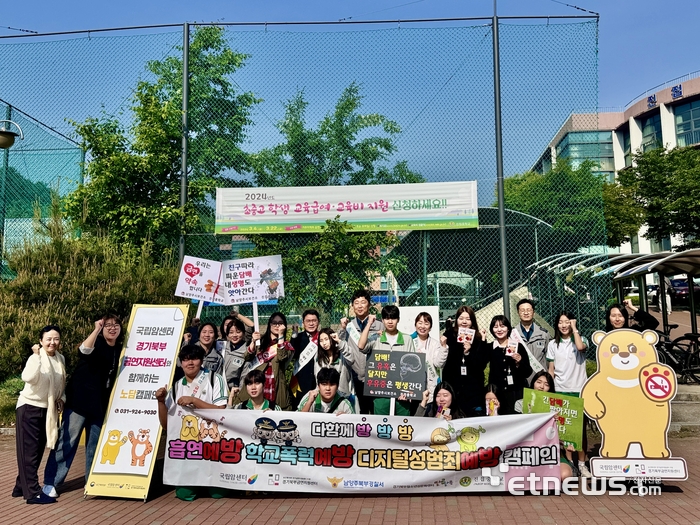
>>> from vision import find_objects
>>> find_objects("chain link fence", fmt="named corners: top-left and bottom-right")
top-left (0, 18), bottom-right (611, 335)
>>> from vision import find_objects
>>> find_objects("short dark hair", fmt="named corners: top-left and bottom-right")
top-left (226, 317), bottom-right (246, 336)
top-left (316, 367), bottom-right (340, 385)
top-left (381, 305), bottom-right (400, 320)
top-left (244, 369), bottom-right (266, 386)
top-left (516, 299), bottom-right (535, 311)
top-left (40, 325), bottom-right (61, 339)
top-left (415, 311), bottom-right (433, 329)
top-left (530, 371), bottom-right (556, 394)
top-left (179, 344), bottom-right (205, 362)
top-left (220, 315), bottom-right (237, 339)
top-left (489, 315), bottom-right (512, 338)
top-left (605, 304), bottom-right (630, 331)
top-left (350, 290), bottom-right (371, 304)
top-left (198, 322), bottom-right (218, 338)
top-left (302, 309), bottom-right (320, 321)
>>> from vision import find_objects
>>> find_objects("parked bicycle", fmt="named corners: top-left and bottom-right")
top-left (654, 323), bottom-right (700, 384)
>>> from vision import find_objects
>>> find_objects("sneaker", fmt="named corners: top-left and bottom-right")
top-left (26, 493), bottom-right (57, 504)
top-left (579, 463), bottom-right (592, 478)
top-left (42, 485), bottom-right (58, 498)
top-left (11, 488), bottom-right (23, 498)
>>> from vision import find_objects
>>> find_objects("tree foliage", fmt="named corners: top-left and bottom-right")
top-left (250, 83), bottom-right (423, 187)
top-left (64, 26), bottom-right (258, 251)
top-left (618, 145), bottom-right (700, 249)
top-left (502, 159), bottom-right (607, 250)
top-left (0, 198), bottom-right (182, 382)
top-left (241, 218), bottom-right (406, 319)
top-left (601, 180), bottom-right (645, 247)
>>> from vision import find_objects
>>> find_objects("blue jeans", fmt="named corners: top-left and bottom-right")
top-left (43, 408), bottom-right (103, 487)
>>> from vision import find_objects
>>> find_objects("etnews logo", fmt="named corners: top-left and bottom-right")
top-left (482, 464), bottom-right (662, 496)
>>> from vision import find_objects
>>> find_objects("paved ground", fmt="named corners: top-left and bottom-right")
top-left (3, 432), bottom-right (699, 525)
top-left (648, 306), bottom-right (699, 340)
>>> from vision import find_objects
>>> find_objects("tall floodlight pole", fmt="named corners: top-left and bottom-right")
top-left (179, 22), bottom-right (190, 263)
top-left (492, 1), bottom-right (509, 317)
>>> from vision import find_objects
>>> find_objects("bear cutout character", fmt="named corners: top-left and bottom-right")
top-left (100, 430), bottom-right (128, 464)
top-left (582, 329), bottom-right (676, 459)
top-left (180, 414), bottom-right (200, 442)
top-left (128, 429), bottom-right (154, 467)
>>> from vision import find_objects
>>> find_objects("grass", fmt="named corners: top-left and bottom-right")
top-left (0, 376), bottom-right (23, 426)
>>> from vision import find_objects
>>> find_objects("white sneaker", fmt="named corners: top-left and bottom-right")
top-left (42, 485), bottom-right (58, 498)
top-left (578, 463), bottom-right (592, 478)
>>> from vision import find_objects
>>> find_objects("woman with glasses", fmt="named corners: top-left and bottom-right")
top-left (239, 312), bottom-right (294, 411)
top-left (42, 314), bottom-right (124, 498)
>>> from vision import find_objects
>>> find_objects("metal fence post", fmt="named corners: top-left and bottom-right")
top-left (179, 22), bottom-right (190, 263)
top-left (492, 1), bottom-right (509, 318)
top-left (0, 105), bottom-right (11, 269)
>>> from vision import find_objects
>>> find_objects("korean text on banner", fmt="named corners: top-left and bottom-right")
top-left (523, 388), bottom-right (584, 450)
top-left (174, 256), bottom-right (223, 303)
top-left (221, 255), bottom-right (284, 306)
top-left (215, 181), bottom-right (478, 234)
top-left (164, 410), bottom-right (558, 493)
top-left (85, 304), bottom-right (188, 500)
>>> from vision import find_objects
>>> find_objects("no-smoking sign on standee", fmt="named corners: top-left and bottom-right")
top-left (641, 364), bottom-right (676, 403)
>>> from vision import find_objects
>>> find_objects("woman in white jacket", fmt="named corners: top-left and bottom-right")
top-left (314, 328), bottom-right (360, 413)
top-left (413, 312), bottom-right (448, 403)
top-left (13, 325), bottom-right (66, 504)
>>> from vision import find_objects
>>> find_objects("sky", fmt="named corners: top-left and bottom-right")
top-left (1, 0), bottom-right (698, 207)
top-left (2, 0), bottom-right (699, 109)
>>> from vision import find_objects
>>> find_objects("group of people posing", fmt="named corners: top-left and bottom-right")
top-left (14, 290), bottom-right (659, 503)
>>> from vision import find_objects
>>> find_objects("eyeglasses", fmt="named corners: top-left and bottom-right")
top-left (270, 321), bottom-right (285, 326)
top-left (104, 324), bottom-right (121, 329)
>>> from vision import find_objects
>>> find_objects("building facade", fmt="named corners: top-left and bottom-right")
top-left (532, 72), bottom-right (700, 256)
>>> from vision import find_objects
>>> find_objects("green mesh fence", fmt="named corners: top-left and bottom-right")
top-left (0, 19), bottom-right (612, 335)
top-left (0, 99), bottom-right (83, 276)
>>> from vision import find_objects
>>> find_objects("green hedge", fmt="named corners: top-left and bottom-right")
top-left (0, 211), bottom-right (184, 381)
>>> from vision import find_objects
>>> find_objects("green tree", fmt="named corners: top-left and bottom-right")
top-left (242, 218), bottom-right (406, 319)
top-left (502, 159), bottom-right (607, 251)
top-left (0, 197), bottom-right (182, 383)
top-left (250, 83), bottom-right (423, 187)
top-left (64, 26), bottom-right (258, 252)
top-left (242, 84), bottom-right (423, 317)
top-left (618, 145), bottom-right (700, 249)
top-left (601, 180), bottom-right (645, 247)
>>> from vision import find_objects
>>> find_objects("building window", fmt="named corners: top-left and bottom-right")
top-left (641, 113), bottom-right (662, 152)
top-left (630, 234), bottom-right (639, 254)
top-left (621, 128), bottom-right (632, 167)
top-left (650, 235), bottom-right (672, 253)
top-left (675, 99), bottom-right (700, 147)
top-left (555, 131), bottom-right (614, 177)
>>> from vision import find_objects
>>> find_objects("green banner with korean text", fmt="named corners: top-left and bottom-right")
top-left (215, 181), bottom-right (478, 234)
top-left (523, 388), bottom-right (584, 450)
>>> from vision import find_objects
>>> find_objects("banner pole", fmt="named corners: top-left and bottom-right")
top-left (195, 300), bottom-right (204, 318)
top-left (252, 301), bottom-right (260, 346)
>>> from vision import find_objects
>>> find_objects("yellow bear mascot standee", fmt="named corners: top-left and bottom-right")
top-left (582, 329), bottom-right (676, 459)
top-left (100, 430), bottom-right (128, 465)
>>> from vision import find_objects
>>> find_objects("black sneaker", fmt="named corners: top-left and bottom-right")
top-left (26, 493), bottom-right (57, 504)
top-left (11, 488), bottom-right (23, 498)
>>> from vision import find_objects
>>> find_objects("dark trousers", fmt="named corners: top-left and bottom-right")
top-left (14, 404), bottom-right (47, 499)
top-left (354, 378), bottom-right (373, 414)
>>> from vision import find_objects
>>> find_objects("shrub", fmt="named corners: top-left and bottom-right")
top-left (0, 201), bottom-right (185, 381)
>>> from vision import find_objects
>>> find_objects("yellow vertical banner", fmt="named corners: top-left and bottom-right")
top-left (85, 304), bottom-right (189, 500)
